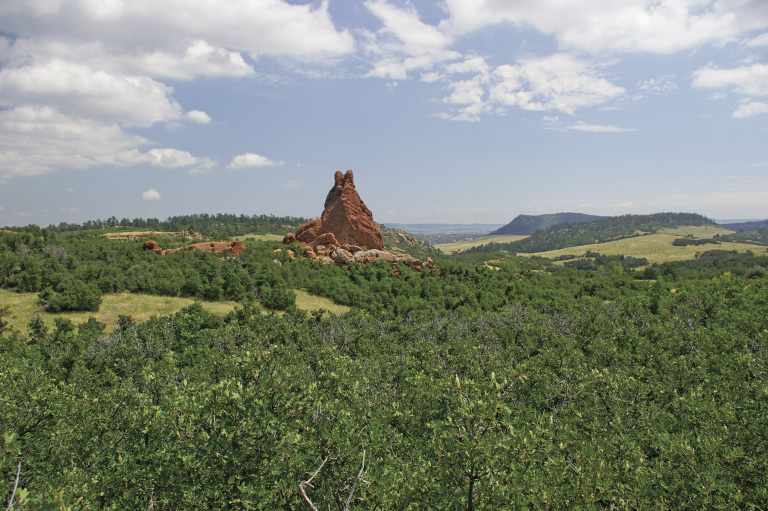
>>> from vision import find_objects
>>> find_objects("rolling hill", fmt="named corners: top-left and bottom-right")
top-left (490, 213), bottom-right (603, 235)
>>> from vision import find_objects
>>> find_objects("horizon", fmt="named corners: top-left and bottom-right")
top-left (1, 0), bottom-right (766, 226)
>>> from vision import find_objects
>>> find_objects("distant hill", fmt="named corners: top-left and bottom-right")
top-left (490, 213), bottom-right (603, 235)
top-left (719, 219), bottom-right (768, 232)
top-left (465, 212), bottom-right (716, 254)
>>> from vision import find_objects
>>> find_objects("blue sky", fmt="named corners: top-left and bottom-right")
top-left (1, 0), bottom-right (767, 227)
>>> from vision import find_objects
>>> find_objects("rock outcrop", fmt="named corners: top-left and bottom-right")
top-left (290, 170), bottom-right (384, 250)
top-left (283, 170), bottom-right (436, 274)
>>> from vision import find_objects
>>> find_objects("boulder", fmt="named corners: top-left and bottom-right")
top-left (331, 248), bottom-right (355, 265)
top-left (295, 219), bottom-right (322, 244)
top-left (282, 232), bottom-right (296, 244)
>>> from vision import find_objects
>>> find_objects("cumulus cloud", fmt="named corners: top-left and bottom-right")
top-left (363, 0), bottom-right (460, 79)
top-left (186, 110), bottom-right (211, 124)
top-left (141, 189), bottom-right (161, 201)
top-left (733, 101), bottom-right (768, 118)
top-left (0, 60), bottom-right (184, 127)
top-left (0, 106), bottom-right (149, 179)
top-left (692, 63), bottom-right (768, 97)
top-left (489, 54), bottom-right (624, 115)
top-left (692, 63), bottom-right (768, 117)
top-left (227, 153), bottom-right (284, 169)
top-left (0, 0), bottom-right (354, 179)
top-left (439, 0), bottom-right (766, 54)
top-left (0, 0), bottom-right (353, 61)
top-left (147, 148), bottom-right (199, 168)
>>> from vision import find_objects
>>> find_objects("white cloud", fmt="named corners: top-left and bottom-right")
top-left (186, 110), bottom-right (211, 124)
top-left (745, 32), bottom-right (768, 47)
top-left (544, 116), bottom-right (635, 133)
top-left (0, 60), bottom-right (184, 127)
top-left (637, 76), bottom-right (678, 95)
top-left (147, 148), bottom-right (199, 168)
top-left (0, 0), bottom-right (354, 61)
top-left (363, 0), bottom-right (460, 79)
top-left (141, 189), bottom-right (161, 201)
top-left (489, 54), bottom-right (625, 115)
top-left (565, 122), bottom-right (636, 133)
top-left (692, 63), bottom-right (768, 97)
top-left (227, 153), bottom-right (284, 169)
top-left (0, 106), bottom-right (148, 179)
top-left (0, 0), bottom-right (354, 179)
top-left (439, 0), bottom-right (767, 54)
top-left (733, 101), bottom-right (768, 118)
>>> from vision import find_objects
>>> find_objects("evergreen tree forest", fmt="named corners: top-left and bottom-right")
top-left (2, 222), bottom-right (768, 509)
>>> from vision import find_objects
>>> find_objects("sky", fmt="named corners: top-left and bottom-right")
top-left (1, 0), bottom-right (767, 228)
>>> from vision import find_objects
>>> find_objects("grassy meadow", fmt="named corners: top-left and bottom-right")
top-left (1, 288), bottom-right (348, 333)
top-left (526, 232), bottom-right (765, 263)
top-left (435, 235), bottom-right (528, 253)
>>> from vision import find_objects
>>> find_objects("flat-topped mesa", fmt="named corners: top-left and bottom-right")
top-left (292, 170), bottom-right (384, 250)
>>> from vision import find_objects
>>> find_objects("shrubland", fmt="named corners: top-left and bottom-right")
top-left (1, 222), bottom-right (768, 509)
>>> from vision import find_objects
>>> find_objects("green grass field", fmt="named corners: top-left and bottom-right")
top-left (435, 235), bottom-right (528, 253)
top-left (1, 288), bottom-right (348, 333)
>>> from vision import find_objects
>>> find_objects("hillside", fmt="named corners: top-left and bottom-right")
top-left (719, 219), bottom-right (768, 231)
top-left (378, 224), bottom-right (437, 255)
top-left (466, 212), bottom-right (716, 254)
top-left (490, 212), bottom-right (603, 235)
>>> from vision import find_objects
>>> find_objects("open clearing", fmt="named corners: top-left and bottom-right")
top-left (234, 233), bottom-right (284, 242)
top-left (435, 235), bottom-right (528, 253)
top-left (1, 288), bottom-right (348, 333)
top-left (525, 233), bottom-right (765, 264)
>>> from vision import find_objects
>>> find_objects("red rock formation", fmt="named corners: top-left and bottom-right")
top-left (142, 240), bottom-right (162, 252)
top-left (295, 218), bottom-right (322, 245)
top-left (293, 170), bottom-right (383, 250)
top-left (282, 232), bottom-right (296, 244)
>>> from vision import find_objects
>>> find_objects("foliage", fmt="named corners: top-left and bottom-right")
top-left (716, 228), bottom-right (768, 246)
top-left (2, 276), bottom-right (767, 508)
top-left (2, 215), bottom-right (768, 508)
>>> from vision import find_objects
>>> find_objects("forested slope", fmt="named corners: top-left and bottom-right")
top-left (469, 212), bottom-right (715, 254)
top-left (490, 212), bottom-right (603, 235)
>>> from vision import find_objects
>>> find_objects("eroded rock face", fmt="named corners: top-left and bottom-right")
top-left (291, 170), bottom-right (384, 250)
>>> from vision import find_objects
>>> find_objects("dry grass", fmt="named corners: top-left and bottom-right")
top-left (0, 289), bottom-right (238, 333)
top-left (294, 290), bottom-right (351, 315)
top-left (1, 288), bottom-right (349, 333)
top-left (435, 235), bottom-right (528, 253)
top-left (525, 233), bottom-right (765, 264)
top-left (234, 234), bottom-right (284, 242)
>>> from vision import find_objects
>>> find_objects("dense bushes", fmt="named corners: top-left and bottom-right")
top-left (2, 278), bottom-right (767, 508)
